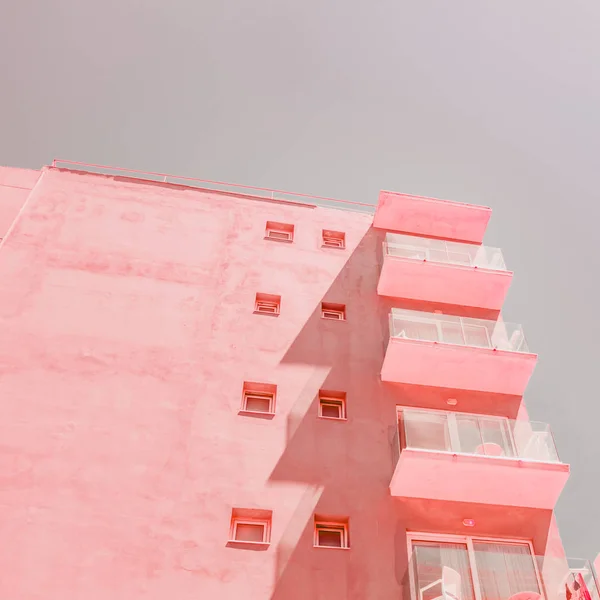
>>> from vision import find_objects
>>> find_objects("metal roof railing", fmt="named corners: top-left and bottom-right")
top-left (51, 159), bottom-right (376, 214)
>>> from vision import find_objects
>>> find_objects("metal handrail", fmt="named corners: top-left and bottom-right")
top-left (389, 309), bottom-right (530, 353)
top-left (50, 159), bottom-right (376, 214)
top-left (400, 408), bottom-right (561, 463)
top-left (384, 232), bottom-right (507, 271)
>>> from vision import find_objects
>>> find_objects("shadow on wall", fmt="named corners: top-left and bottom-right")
top-left (261, 226), bottom-right (555, 599)
top-left (259, 226), bottom-right (411, 599)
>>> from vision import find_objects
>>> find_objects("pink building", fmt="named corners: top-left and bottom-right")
top-left (0, 160), bottom-right (596, 599)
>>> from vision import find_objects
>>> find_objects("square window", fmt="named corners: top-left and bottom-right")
top-left (321, 302), bottom-right (346, 321)
top-left (265, 221), bottom-right (294, 242)
top-left (322, 230), bottom-right (346, 249)
top-left (228, 508), bottom-right (273, 547)
top-left (240, 382), bottom-right (276, 415)
top-left (314, 520), bottom-right (349, 549)
top-left (233, 521), bottom-right (268, 543)
top-left (254, 293), bottom-right (281, 316)
top-left (245, 393), bottom-right (273, 413)
top-left (318, 391), bottom-right (347, 420)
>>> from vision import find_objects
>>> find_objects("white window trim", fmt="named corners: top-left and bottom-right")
top-left (322, 231), bottom-right (345, 249)
top-left (322, 306), bottom-right (346, 321)
top-left (265, 222), bottom-right (294, 242)
top-left (406, 532), bottom-right (543, 600)
top-left (314, 522), bottom-right (350, 549)
top-left (319, 397), bottom-right (346, 419)
top-left (242, 391), bottom-right (275, 414)
top-left (231, 518), bottom-right (271, 544)
top-left (254, 299), bottom-right (280, 314)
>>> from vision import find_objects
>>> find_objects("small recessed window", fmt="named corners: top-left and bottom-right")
top-left (265, 221), bottom-right (294, 242)
top-left (319, 391), bottom-right (347, 420)
top-left (314, 519), bottom-right (349, 549)
top-left (228, 508), bottom-right (272, 547)
top-left (322, 230), bottom-right (345, 249)
top-left (321, 302), bottom-right (346, 321)
top-left (240, 382), bottom-right (276, 416)
top-left (254, 293), bottom-right (281, 316)
top-left (233, 520), bottom-right (269, 542)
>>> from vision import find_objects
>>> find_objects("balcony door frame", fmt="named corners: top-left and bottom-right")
top-left (399, 407), bottom-right (517, 458)
top-left (406, 532), bottom-right (545, 600)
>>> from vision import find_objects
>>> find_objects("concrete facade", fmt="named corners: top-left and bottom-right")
top-left (0, 163), bottom-right (595, 599)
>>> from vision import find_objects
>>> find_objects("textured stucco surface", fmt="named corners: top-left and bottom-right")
top-left (0, 168), bottom-right (575, 598)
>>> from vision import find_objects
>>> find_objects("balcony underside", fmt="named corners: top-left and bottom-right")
top-left (391, 448), bottom-right (569, 509)
top-left (381, 338), bottom-right (537, 396)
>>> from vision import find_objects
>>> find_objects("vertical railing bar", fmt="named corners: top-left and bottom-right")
top-left (477, 415), bottom-right (486, 455)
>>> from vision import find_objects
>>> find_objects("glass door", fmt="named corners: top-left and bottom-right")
top-left (412, 541), bottom-right (476, 600)
top-left (410, 537), bottom-right (542, 600)
top-left (472, 541), bottom-right (540, 600)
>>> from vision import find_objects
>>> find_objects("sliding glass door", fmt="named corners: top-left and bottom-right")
top-left (412, 541), bottom-right (476, 600)
top-left (411, 537), bottom-right (541, 600)
top-left (473, 542), bottom-right (540, 600)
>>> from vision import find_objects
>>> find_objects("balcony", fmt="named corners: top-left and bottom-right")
top-left (378, 233), bottom-right (513, 313)
top-left (405, 539), bottom-right (599, 600)
top-left (391, 408), bottom-right (569, 509)
top-left (381, 309), bottom-right (537, 397)
top-left (373, 191), bottom-right (491, 244)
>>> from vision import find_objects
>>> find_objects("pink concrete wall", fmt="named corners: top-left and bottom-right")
top-left (0, 168), bottom-right (395, 599)
top-left (373, 191), bottom-right (491, 243)
top-left (381, 337), bottom-right (537, 396)
top-left (0, 166), bottom-right (40, 238)
top-left (378, 254), bottom-right (513, 312)
top-left (0, 167), bottom-right (570, 598)
top-left (390, 448), bottom-right (569, 509)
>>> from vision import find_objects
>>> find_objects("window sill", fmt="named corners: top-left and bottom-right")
top-left (238, 409), bottom-right (276, 420)
top-left (264, 236), bottom-right (293, 243)
top-left (318, 416), bottom-right (348, 422)
top-left (321, 316), bottom-right (347, 322)
top-left (313, 545), bottom-right (351, 550)
top-left (227, 540), bottom-right (270, 551)
top-left (253, 310), bottom-right (280, 317)
top-left (321, 244), bottom-right (346, 250)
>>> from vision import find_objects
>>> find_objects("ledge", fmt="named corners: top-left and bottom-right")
top-left (227, 540), bottom-right (270, 551)
top-left (238, 409), bottom-right (276, 420)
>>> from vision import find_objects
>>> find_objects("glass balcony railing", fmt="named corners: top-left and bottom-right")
top-left (399, 408), bottom-right (562, 463)
top-left (561, 559), bottom-right (600, 600)
top-left (384, 232), bottom-right (507, 271)
top-left (390, 309), bottom-right (530, 353)
top-left (405, 543), bottom-right (600, 600)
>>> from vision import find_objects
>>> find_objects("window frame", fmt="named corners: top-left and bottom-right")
top-left (321, 302), bottom-right (346, 321)
top-left (265, 221), bottom-right (294, 243)
top-left (242, 390), bottom-right (275, 415)
top-left (239, 382), bottom-right (277, 417)
top-left (406, 532), bottom-right (543, 600)
top-left (319, 395), bottom-right (347, 420)
top-left (314, 521), bottom-right (350, 549)
top-left (322, 230), bottom-right (346, 249)
top-left (254, 293), bottom-right (281, 316)
top-left (231, 518), bottom-right (271, 544)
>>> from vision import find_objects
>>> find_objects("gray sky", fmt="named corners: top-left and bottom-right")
top-left (2, 0), bottom-right (599, 558)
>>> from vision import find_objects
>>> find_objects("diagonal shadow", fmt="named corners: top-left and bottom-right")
top-left (263, 226), bottom-right (554, 599)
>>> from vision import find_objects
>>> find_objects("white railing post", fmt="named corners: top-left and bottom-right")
top-left (459, 316), bottom-right (467, 345)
